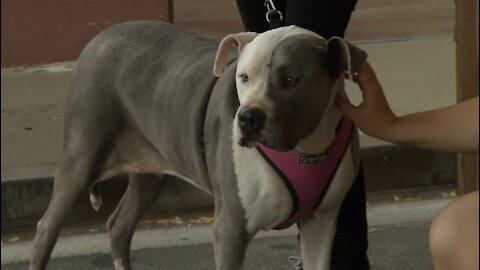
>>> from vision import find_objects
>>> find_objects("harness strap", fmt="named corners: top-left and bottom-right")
top-left (256, 117), bottom-right (353, 229)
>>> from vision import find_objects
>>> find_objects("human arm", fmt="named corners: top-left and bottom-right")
top-left (336, 63), bottom-right (479, 153)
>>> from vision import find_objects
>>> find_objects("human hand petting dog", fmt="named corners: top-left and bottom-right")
top-left (336, 62), bottom-right (479, 153)
top-left (335, 63), bottom-right (397, 141)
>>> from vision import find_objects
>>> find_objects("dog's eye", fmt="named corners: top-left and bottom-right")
top-left (239, 73), bottom-right (249, 82)
top-left (283, 77), bottom-right (297, 86)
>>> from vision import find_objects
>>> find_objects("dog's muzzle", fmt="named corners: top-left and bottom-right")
top-left (237, 106), bottom-right (266, 147)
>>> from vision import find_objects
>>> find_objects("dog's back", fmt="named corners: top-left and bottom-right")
top-left (65, 21), bottom-right (221, 190)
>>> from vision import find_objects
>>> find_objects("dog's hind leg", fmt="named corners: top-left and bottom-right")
top-left (107, 173), bottom-right (166, 270)
top-left (29, 81), bottom-right (126, 270)
top-left (29, 143), bottom-right (108, 270)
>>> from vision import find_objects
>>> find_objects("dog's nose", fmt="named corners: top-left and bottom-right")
top-left (238, 107), bottom-right (266, 136)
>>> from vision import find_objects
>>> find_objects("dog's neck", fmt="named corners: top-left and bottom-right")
top-left (295, 79), bottom-right (344, 154)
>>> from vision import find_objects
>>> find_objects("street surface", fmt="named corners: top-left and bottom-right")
top-left (3, 197), bottom-right (452, 269)
top-left (2, 224), bottom-right (432, 270)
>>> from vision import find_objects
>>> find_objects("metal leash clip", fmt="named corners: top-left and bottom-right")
top-left (264, 0), bottom-right (284, 25)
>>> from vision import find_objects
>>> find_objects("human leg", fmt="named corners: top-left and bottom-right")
top-left (235, 0), bottom-right (286, 32)
top-left (284, 0), bottom-right (357, 39)
top-left (429, 190), bottom-right (479, 270)
top-left (329, 166), bottom-right (369, 269)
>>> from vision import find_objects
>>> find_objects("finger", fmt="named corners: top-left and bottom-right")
top-left (351, 72), bottom-right (360, 84)
top-left (349, 63), bottom-right (371, 89)
top-left (356, 63), bottom-right (378, 90)
top-left (335, 92), bottom-right (358, 117)
top-left (344, 71), bottom-right (357, 81)
top-left (350, 62), bottom-right (368, 84)
top-left (356, 64), bottom-right (386, 101)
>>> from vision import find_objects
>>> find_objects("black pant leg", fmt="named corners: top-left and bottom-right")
top-left (330, 166), bottom-right (370, 270)
top-left (235, 0), bottom-right (286, 32)
top-left (284, 0), bottom-right (357, 38)
top-left (236, 0), bottom-right (357, 38)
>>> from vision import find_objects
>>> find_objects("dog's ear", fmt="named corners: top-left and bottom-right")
top-left (213, 32), bottom-right (258, 77)
top-left (326, 37), bottom-right (367, 79)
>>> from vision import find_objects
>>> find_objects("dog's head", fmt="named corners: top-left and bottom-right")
top-left (214, 26), bottom-right (367, 151)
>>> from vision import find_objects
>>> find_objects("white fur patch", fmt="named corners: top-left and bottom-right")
top-left (232, 119), bottom-right (293, 234)
top-left (113, 258), bottom-right (127, 270)
top-left (89, 192), bottom-right (102, 212)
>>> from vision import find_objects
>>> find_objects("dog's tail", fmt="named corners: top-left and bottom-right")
top-left (89, 183), bottom-right (103, 212)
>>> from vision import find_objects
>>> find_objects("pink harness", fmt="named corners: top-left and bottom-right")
top-left (256, 117), bottom-right (353, 230)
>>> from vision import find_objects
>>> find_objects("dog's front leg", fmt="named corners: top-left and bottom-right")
top-left (298, 213), bottom-right (339, 270)
top-left (298, 143), bottom-right (359, 270)
top-left (212, 198), bottom-right (251, 270)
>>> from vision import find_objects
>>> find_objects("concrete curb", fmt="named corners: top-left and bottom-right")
top-left (1, 144), bottom-right (456, 233)
top-left (1, 197), bottom-right (453, 265)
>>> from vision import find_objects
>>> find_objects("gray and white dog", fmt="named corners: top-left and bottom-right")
top-left (29, 21), bottom-right (366, 270)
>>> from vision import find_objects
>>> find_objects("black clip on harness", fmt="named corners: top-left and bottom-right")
top-left (264, 0), bottom-right (284, 29)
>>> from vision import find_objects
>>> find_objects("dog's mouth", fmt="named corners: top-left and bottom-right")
top-left (237, 127), bottom-right (298, 152)
top-left (237, 129), bottom-right (266, 148)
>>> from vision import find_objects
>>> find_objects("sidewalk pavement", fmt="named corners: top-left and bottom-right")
top-left (1, 197), bottom-right (452, 269)
top-left (0, 224), bottom-right (436, 269)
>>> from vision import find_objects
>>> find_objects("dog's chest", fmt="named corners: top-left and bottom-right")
top-left (233, 141), bottom-right (293, 233)
top-left (233, 118), bottom-right (353, 232)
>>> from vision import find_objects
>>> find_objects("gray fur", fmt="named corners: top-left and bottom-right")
top-left (262, 35), bottom-right (334, 151)
top-left (29, 21), bottom-right (366, 270)
top-left (29, 21), bottom-right (246, 270)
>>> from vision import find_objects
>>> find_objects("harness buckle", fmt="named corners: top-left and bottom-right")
top-left (264, 0), bottom-right (284, 28)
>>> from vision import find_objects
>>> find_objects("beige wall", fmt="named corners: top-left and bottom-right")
top-left (1, 0), bottom-right (173, 67)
